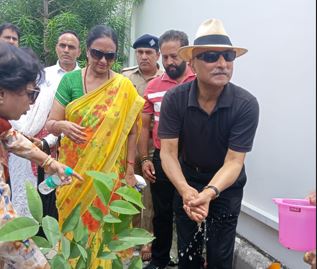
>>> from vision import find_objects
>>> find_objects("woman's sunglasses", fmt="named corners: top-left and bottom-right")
top-left (90, 48), bottom-right (117, 61)
top-left (25, 86), bottom-right (40, 104)
top-left (196, 50), bottom-right (236, 63)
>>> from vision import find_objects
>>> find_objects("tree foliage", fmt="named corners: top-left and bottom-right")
top-left (0, 0), bottom-right (143, 70)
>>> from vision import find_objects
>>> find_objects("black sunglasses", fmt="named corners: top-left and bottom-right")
top-left (26, 86), bottom-right (40, 104)
top-left (196, 50), bottom-right (236, 63)
top-left (90, 48), bottom-right (117, 61)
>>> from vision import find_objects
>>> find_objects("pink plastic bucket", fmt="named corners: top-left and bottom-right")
top-left (273, 198), bottom-right (316, 252)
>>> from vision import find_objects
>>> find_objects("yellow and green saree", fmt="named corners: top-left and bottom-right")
top-left (56, 73), bottom-right (144, 268)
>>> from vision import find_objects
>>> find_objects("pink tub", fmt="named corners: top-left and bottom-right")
top-left (273, 198), bottom-right (316, 252)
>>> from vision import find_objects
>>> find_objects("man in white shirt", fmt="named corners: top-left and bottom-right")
top-left (43, 30), bottom-right (81, 104)
top-left (9, 30), bottom-right (81, 218)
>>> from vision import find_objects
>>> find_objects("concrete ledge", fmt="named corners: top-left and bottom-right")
top-left (234, 234), bottom-right (288, 269)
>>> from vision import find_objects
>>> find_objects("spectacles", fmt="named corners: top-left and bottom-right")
top-left (196, 50), bottom-right (236, 63)
top-left (89, 48), bottom-right (117, 61)
top-left (25, 87), bottom-right (40, 104)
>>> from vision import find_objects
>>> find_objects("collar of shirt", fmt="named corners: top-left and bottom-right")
top-left (43, 61), bottom-right (80, 87)
top-left (188, 81), bottom-right (234, 110)
top-left (56, 60), bottom-right (80, 75)
top-left (135, 63), bottom-right (163, 81)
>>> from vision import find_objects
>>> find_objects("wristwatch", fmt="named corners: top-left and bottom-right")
top-left (203, 185), bottom-right (220, 199)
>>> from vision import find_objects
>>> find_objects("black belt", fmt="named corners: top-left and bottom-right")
top-left (182, 160), bottom-right (213, 173)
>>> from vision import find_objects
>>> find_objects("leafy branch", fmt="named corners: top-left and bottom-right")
top-left (0, 171), bottom-right (153, 269)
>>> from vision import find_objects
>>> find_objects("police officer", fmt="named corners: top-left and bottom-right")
top-left (122, 34), bottom-right (163, 96)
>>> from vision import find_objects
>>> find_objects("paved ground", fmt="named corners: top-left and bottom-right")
top-left (140, 230), bottom-right (286, 269)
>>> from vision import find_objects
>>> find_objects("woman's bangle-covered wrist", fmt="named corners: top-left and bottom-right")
top-left (41, 155), bottom-right (55, 171)
top-left (140, 155), bottom-right (151, 165)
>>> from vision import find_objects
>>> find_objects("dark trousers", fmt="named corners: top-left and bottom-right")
top-left (150, 149), bottom-right (175, 267)
top-left (174, 163), bottom-right (243, 269)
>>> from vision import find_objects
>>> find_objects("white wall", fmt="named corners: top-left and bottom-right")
top-left (131, 1), bottom-right (316, 268)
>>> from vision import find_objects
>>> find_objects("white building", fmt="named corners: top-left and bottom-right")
top-left (129, 1), bottom-right (316, 268)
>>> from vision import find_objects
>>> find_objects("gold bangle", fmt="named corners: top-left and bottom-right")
top-left (140, 156), bottom-right (151, 163)
top-left (41, 155), bottom-right (51, 168)
top-left (41, 155), bottom-right (55, 170)
top-left (141, 159), bottom-right (150, 166)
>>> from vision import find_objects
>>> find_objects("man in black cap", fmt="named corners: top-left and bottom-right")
top-left (122, 34), bottom-right (163, 96)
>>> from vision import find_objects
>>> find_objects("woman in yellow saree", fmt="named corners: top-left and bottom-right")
top-left (46, 25), bottom-right (144, 268)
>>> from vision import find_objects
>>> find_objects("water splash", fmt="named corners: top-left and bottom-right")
top-left (178, 219), bottom-right (208, 261)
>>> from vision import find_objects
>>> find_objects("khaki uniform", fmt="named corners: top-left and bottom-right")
top-left (121, 65), bottom-right (163, 233)
top-left (121, 65), bottom-right (163, 96)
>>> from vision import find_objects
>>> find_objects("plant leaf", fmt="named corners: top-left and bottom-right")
top-left (77, 244), bottom-right (88, 261)
top-left (103, 213), bottom-right (122, 223)
top-left (62, 203), bottom-right (81, 233)
top-left (115, 186), bottom-right (144, 209)
top-left (114, 215), bottom-right (133, 234)
top-left (50, 254), bottom-right (69, 269)
top-left (91, 177), bottom-right (111, 206)
top-left (79, 227), bottom-right (89, 246)
top-left (118, 228), bottom-right (154, 245)
top-left (73, 218), bottom-right (86, 242)
top-left (88, 206), bottom-right (103, 222)
top-left (110, 200), bottom-right (139, 215)
top-left (102, 223), bottom-right (113, 245)
top-left (69, 241), bottom-right (81, 259)
top-left (31, 235), bottom-right (51, 248)
top-left (25, 181), bottom-right (43, 222)
top-left (61, 235), bottom-right (71, 260)
top-left (0, 217), bottom-right (39, 242)
top-left (99, 251), bottom-right (118, 260)
top-left (112, 256), bottom-right (123, 269)
top-left (128, 256), bottom-right (142, 269)
top-left (74, 256), bottom-right (86, 269)
top-left (86, 171), bottom-right (116, 191)
top-left (42, 216), bottom-right (61, 247)
top-left (108, 240), bottom-right (134, 252)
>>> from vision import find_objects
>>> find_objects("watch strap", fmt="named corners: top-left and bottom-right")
top-left (203, 185), bottom-right (220, 198)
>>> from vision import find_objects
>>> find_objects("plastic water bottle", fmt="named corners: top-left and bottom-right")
top-left (134, 174), bottom-right (147, 192)
top-left (38, 167), bottom-right (73, 195)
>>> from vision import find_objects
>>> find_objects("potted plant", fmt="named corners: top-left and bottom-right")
top-left (0, 171), bottom-right (154, 269)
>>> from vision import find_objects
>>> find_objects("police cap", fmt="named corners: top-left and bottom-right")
top-left (132, 34), bottom-right (159, 51)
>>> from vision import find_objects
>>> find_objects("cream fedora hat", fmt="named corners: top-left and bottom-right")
top-left (178, 18), bottom-right (248, 61)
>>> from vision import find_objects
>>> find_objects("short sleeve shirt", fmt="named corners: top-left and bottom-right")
top-left (121, 65), bottom-right (163, 96)
top-left (55, 70), bottom-right (84, 106)
top-left (158, 80), bottom-right (259, 187)
top-left (143, 66), bottom-right (195, 149)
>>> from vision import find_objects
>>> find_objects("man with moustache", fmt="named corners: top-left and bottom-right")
top-left (41, 30), bottom-right (81, 104)
top-left (9, 30), bottom-right (81, 219)
top-left (140, 30), bottom-right (195, 269)
top-left (0, 22), bottom-right (20, 47)
top-left (122, 34), bottom-right (162, 96)
top-left (159, 19), bottom-right (259, 268)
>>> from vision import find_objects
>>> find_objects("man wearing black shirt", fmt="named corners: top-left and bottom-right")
top-left (159, 18), bottom-right (259, 269)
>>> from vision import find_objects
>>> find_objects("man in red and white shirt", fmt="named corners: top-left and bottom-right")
top-left (139, 30), bottom-right (195, 269)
